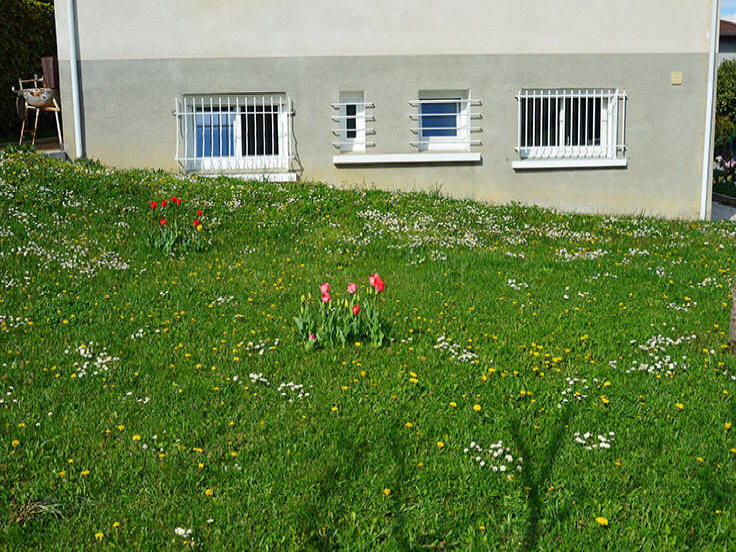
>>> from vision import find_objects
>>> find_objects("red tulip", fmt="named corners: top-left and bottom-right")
top-left (161, 199), bottom-right (168, 207)
top-left (197, 210), bottom-right (203, 217)
top-left (373, 276), bottom-right (385, 293)
top-left (159, 219), bottom-right (167, 226)
top-left (352, 304), bottom-right (360, 315)
top-left (321, 292), bottom-right (331, 304)
top-left (309, 333), bottom-right (316, 341)
top-left (151, 201), bottom-right (157, 210)
top-left (193, 219), bottom-right (200, 227)
top-left (170, 196), bottom-right (177, 203)
top-left (369, 274), bottom-right (376, 287)
top-left (176, 198), bottom-right (181, 205)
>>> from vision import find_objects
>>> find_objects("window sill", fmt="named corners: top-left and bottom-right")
top-left (512, 158), bottom-right (628, 170)
top-left (199, 172), bottom-right (297, 182)
top-left (333, 152), bottom-right (481, 165)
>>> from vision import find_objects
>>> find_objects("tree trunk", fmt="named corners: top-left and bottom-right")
top-left (731, 276), bottom-right (736, 354)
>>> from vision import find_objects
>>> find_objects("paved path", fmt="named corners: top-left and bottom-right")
top-left (712, 201), bottom-right (736, 222)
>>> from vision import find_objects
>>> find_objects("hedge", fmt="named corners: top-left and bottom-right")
top-left (0, 0), bottom-right (56, 140)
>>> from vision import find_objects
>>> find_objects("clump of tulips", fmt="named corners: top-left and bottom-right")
top-left (294, 273), bottom-right (386, 351)
top-left (147, 196), bottom-right (207, 255)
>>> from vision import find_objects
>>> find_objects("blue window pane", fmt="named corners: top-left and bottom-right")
top-left (421, 101), bottom-right (458, 137)
top-left (195, 112), bottom-right (235, 157)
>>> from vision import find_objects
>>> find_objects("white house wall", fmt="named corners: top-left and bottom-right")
top-left (53, 1), bottom-right (717, 219)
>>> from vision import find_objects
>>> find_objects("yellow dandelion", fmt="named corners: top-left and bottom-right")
top-left (595, 517), bottom-right (609, 526)
top-left (675, 403), bottom-right (684, 411)
top-left (437, 441), bottom-right (445, 449)
top-left (94, 532), bottom-right (103, 541)
top-left (11, 440), bottom-right (19, 447)
top-left (132, 434), bottom-right (141, 441)
top-left (600, 396), bottom-right (609, 404)
top-left (473, 404), bottom-right (481, 412)
top-left (383, 488), bottom-right (391, 496)
top-left (112, 522), bottom-right (120, 528)
top-left (449, 401), bottom-right (457, 408)
top-left (81, 469), bottom-right (90, 476)
top-left (331, 406), bottom-right (338, 412)
top-left (726, 422), bottom-right (732, 431)
top-left (205, 488), bottom-right (213, 496)
top-left (405, 422), bottom-right (413, 428)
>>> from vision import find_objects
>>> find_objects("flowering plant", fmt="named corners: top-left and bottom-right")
top-left (294, 274), bottom-right (387, 350)
top-left (146, 197), bottom-right (207, 255)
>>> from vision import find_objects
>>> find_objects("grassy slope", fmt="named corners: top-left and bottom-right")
top-left (2, 152), bottom-right (736, 550)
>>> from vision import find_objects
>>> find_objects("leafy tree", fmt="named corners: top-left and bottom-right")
top-left (716, 60), bottom-right (736, 157)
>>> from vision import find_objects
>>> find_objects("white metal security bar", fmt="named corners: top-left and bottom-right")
top-left (331, 100), bottom-right (375, 150)
top-left (409, 97), bottom-right (483, 150)
top-left (515, 88), bottom-right (627, 160)
top-left (175, 94), bottom-right (294, 173)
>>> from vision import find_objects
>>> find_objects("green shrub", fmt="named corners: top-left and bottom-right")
top-left (716, 60), bottom-right (736, 157)
top-left (0, 0), bottom-right (56, 139)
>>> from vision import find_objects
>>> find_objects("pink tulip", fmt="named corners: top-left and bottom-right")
top-left (320, 282), bottom-right (330, 295)
top-left (352, 304), bottom-right (360, 315)
top-left (347, 283), bottom-right (357, 294)
top-left (321, 292), bottom-right (331, 304)
top-left (368, 274), bottom-right (376, 287)
top-left (309, 334), bottom-right (316, 341)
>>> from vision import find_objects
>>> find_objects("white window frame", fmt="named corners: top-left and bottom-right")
top-left (331, 92), bottom-right (374, 153)
top-left (175, 94), bottom-right (293, 174)
top-left (414, 90), bottom-right (470, 152)
top-left (514, 88), bottom-right (627, 168)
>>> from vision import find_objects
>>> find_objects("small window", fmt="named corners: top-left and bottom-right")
top-left (516, 88), bottom-right (626, 161)
top-left (414, 90), bottom-right (473, 151)
top-left (333, 91), bottom-right (367, 152)
top-left (176, 94), bottom-right (292, 173)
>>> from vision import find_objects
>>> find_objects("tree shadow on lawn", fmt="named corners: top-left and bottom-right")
top-left (508, 404), bottom-right (574, 552)
top-left (686, 399), bottom-right (736, 547)
top-left (297, 407), bottom-right (575, 551)
top-left (297, 414), bottom-right (430, 551)
top-left (297, 425), bottom-right (369, 551)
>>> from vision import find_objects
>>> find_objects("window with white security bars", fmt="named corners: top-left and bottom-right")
top-left (409, 90), bottom-right (482, 151)
top-left (515, 89), bottom-right (627, 162)
top-left (175, 94), bottom-right (293, 173)
top-left (331, 91), bottom-right (375, 152)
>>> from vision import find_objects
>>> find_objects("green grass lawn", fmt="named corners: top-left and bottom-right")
top-left (3, 151), bottom-right (736, 550)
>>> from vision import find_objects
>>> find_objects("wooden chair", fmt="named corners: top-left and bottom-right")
top-left (13, 73), bottom-right (63, 149)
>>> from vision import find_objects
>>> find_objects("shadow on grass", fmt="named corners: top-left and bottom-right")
top-left (686, 399), bottom-right (736, 547)
top-left (508, 404), bottom-right (574, 552)
top-left (298, 425), bottom-right (369, 551)
top-left (297, 415), bottom-right (432, 551)
top-left (297, 406), bottom-right (574, 551)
